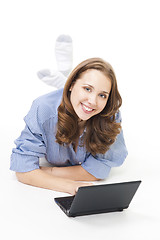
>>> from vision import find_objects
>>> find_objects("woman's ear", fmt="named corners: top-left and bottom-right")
top-left (69, 82), bottom-right (75, 91)
top-left (69, 80), bottom-right (76, 91)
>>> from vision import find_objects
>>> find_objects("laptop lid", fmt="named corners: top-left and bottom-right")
top-left (55, 180), bottom-right (141, 217)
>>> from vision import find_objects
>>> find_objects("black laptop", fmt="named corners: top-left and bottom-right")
top-left (54, 180), bottom-right (141, 217)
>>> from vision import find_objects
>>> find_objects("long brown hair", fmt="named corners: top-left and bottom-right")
top-left (56, 58), bottom-right (122, 155)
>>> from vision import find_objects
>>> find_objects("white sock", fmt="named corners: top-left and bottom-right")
top-left (55, 34), bottom-right (73, 77)
top-left (37, 69), bottom-right (51, 79)
top-left (37, 70), bottom-right (67, 89)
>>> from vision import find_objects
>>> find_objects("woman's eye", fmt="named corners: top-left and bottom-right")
top-left (99, 94), bottom-right (106, 99)
top-left (84, 87), bottom-right (91, 92)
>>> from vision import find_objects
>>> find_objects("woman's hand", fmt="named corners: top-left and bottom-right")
top-left (67, 181), bottom-right (93, 195)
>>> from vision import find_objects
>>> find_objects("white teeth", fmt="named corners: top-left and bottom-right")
top-left (83, 104), bottom-right (93, 112)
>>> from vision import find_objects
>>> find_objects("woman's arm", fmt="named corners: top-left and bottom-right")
top-left (16, 169), bottom-right (93, 195)
top-left (40, 165), bottom-right (100, 181)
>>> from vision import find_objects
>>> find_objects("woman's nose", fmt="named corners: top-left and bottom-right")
top-left (88, 93), bottom-right (97, 106)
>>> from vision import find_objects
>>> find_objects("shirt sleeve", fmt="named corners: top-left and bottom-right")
top-left (10, 100), bottom-right (47, 172)
top-left (81, 111), bottom-right (128, 179)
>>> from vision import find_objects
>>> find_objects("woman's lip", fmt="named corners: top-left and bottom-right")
top-left (81, 103), bottom-right (94, 113)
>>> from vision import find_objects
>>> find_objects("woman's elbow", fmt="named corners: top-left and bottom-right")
top-left (16, 171), bottom-right (28, 184)
top-left (16, 170), bottom-right (37, 185)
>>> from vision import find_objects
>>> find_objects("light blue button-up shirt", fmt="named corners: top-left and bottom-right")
top-left (10, 88), bottom-right (128, 179)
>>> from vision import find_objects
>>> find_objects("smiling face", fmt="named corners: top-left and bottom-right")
top-left (70, 69), bottom-right (112, 121)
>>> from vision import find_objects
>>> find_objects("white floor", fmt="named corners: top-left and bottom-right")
top-left (1, 144), bottom-right (160, 240)
top-left (1, 1), bottom-right (160, 239)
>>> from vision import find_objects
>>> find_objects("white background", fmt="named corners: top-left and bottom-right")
top-left (0, 0), bottom-right (160, 239)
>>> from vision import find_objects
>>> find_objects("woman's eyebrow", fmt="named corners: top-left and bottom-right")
top-left (83, 84), bottom-right (109, 95)
top-left (102, 91), bottom-right (109, 95)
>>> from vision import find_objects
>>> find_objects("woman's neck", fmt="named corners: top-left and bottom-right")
top-left (78, 120), bottom-right (86, 135)
top-left (72, 120), bottom-right (86, 152)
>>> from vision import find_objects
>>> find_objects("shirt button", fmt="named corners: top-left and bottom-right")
top-left (79, 162), bottom-right (82, 165)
